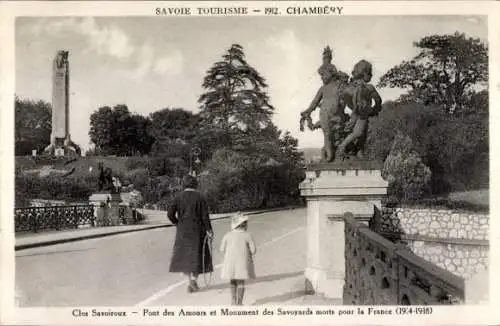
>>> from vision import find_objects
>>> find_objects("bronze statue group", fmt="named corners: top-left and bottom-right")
top-left (300, 46), bottom-right (382, 162)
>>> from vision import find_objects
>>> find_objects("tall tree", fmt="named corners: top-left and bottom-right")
top-left (130, 114), bottom-right (155, 155)
top-left (89, 104), bottom-right (154, 156)
top-left (15, 97), bottom-right (52, 155)
top-left (378, 32), bottom-right (488, 113)
top-left (149, 108), bottom-right (199, 143)
top-left (279, 130), bottom-right (305, 168)
top-left (198, 44), bottom-right (274, 147)
top-left (89, 106), bottom-right (114, 154)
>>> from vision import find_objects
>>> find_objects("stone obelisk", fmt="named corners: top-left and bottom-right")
top-left (45, 50), bottom-right (77, 157)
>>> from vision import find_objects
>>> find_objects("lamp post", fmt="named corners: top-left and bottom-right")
top-left (190, 146), bottom-right (201, 177)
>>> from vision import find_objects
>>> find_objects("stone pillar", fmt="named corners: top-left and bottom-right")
top-left (51, 51), bottom-right (70, 147)
top-left (300, 162), bottom-right (388, 301)
top-left (45, 50), bottom-right (78, 156)
top-left (89, 192), bottom-right (122, 226)
top-left (108, 194), bottom-right (122, 225)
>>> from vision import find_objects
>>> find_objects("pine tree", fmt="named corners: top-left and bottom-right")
top-left (198, 44), bottom-right (274, 148)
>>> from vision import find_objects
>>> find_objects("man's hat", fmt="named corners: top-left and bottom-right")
top-left (231, 213), bottom-right (248, 230)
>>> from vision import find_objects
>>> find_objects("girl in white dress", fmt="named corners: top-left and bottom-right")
top-left (220, 213), bottom-right (256, 305)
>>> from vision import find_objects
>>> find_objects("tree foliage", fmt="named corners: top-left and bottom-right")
top-left (378, 32), bottom-right (488, 113)
top-left (198, 44), bottom-right (274, 147)
top-left (149, 108), bottom-right (200, 144)
top-left (89, 104), bottom-right (154, 156)
top-left (15, 97), bottom-right (52, 155)
top-left (367, 97), bottom-right (488, 194)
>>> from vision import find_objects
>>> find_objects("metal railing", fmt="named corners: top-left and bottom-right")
top-left (15, 205), bottom-right (95, 233)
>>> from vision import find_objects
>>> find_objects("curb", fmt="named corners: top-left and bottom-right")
top-left (15, 206), bottom-right (303, 250)
top-left (14, 224), bottom-right (171, 251)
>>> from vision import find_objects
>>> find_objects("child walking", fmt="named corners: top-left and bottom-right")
top-left (220, 213), bottom-right (256, 305)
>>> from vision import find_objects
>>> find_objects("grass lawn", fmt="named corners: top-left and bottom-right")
top-left (447, 189), bottom-right (489, 207)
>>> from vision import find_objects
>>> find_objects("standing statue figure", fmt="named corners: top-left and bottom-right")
top-left (337, 60), bottom-right (382, 159)
top-left (97, 162), bottom-right (116, 192)
top-left (55, 50), bottom-right (69, 69)
top-left (300, 47), bottom-right (349, 162)
top-left (300, 47), bottom-right (383, 162)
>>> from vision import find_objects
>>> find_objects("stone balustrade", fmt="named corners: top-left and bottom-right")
top-left (344, 215), bottom-right (464, 305)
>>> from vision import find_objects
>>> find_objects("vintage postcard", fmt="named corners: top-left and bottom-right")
top-left (0, 1), bottom-right (499, 325)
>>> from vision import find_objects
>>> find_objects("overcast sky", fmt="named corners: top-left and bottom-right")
top-left (15, 16), bottom-right (487, 150)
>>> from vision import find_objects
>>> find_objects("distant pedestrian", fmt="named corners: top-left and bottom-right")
top-left (219, 213), bottom-right (256, 305)
top-left (168, 175), bottom-right (214, 293)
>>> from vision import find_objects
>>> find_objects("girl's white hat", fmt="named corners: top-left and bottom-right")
top-left (231, 213), bottom-right (248, 230)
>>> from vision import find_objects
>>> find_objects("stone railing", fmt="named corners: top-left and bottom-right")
top-left (15, 205), bottom-right (95, 233)
top-left (344, 215), bottom-right (464, 305)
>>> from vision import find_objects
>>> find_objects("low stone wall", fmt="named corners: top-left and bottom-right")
top-left (372, 207), bottom-right (489, 280)
top-left (407, 241), bottom-right (488, 280)
top-left (378, 207), bottom-right (489, 240)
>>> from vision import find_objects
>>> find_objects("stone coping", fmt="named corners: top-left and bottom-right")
top-left (397, 246), bottom-right (465, 293)
top-left (380, 232), bottom-right (490, 247)
top-left (306, 160), bottom-right (383, 171)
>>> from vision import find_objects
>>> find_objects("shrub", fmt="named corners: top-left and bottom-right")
top-left (125, 156), bottom-right (150, 170)
top-left (382, 133), bottom-right (432, 203)
top-left (15, 172), bottom-right (95, 207)
top-left (124, 168), bottom-right (149, 189)
top-left (199, 149), bottom-right (303, 213)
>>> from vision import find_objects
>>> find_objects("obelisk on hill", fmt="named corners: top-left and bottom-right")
top-left (44, 50), bottom-right (78, 157)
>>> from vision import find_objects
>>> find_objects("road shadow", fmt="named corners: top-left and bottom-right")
top-left (251, 290), bottom-right (305, 305)
top-left (199, 271), bottom-right (303, 292)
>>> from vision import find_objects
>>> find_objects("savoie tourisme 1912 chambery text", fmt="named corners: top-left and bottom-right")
top-left (155, 6), bottom-right (344, 16)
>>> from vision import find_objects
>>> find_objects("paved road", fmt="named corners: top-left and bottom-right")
top-left (16, 208), bottom-right (307, 307)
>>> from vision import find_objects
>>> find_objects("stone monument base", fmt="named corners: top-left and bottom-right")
top-left (43, 136), bottom-right (80, 158)
top-left (300, 160), bottom-right (388, 302)
top-left (89, 192), bottom-right (121, 226)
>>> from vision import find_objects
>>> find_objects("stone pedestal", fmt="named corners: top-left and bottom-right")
top-left (89, 192), bottom-right (121, 226)
top-left (300, 162), bottom-right (388, 301)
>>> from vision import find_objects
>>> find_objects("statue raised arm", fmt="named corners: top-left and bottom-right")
top-left (299, 46), bottom-right (349, 162)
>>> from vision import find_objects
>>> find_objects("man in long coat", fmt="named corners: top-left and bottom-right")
top-left (168, 175), bottom-right (214, 292)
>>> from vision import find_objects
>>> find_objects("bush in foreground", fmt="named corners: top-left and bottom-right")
top-left (382, 133), bottom-right (432, 203)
